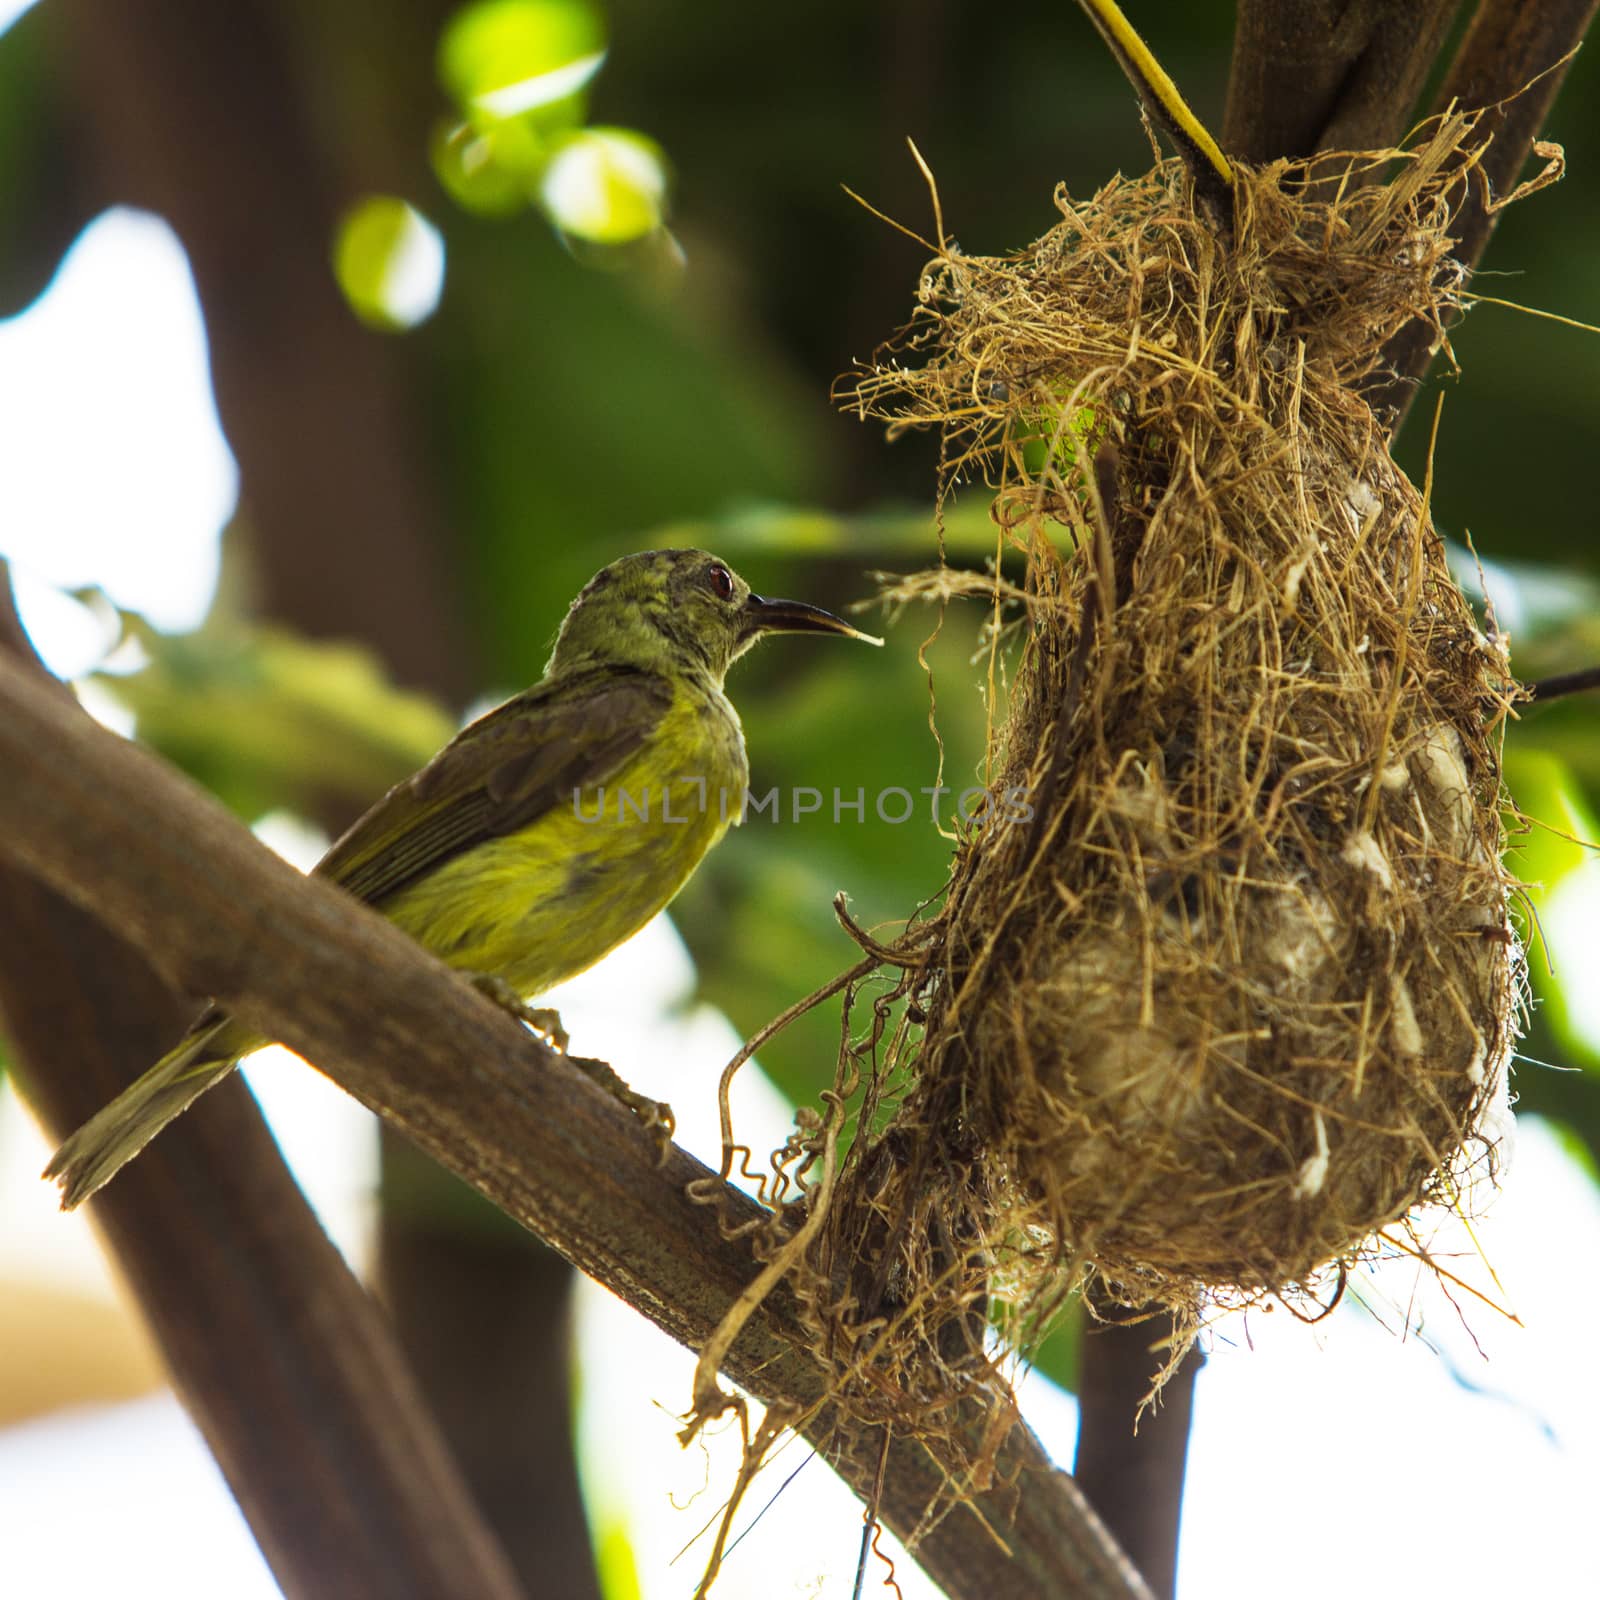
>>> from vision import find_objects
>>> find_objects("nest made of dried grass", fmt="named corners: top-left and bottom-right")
top-left (805, 113), bottom-right (1535, 1422)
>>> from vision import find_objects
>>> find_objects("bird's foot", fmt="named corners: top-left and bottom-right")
top-left (467, 974), bottom-right (672, 1159)
top-left (468, 974), bottom-right (570, 1052)
top-left (519, 1006), bottom-right (570, 1054)
top-left (570, 1054), bottom-right (676, 1166)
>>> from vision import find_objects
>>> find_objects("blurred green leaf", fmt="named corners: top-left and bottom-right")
top-left (333, 196), bottom-right (446, 331)
top-left (1513, 703), bottom-right (1600, 801)
top-left (103, 618), bottom-right (455, 823)
top-left (648, 496), bottom-right (1007, 560)
top-left (0, 3), bottom-right (84, 318)
top-left (1546, 1117), bottom-right (1600, 1186)
top-left (431, 118), bottom-right (543, 216)
top-left (540, 127), bottom-right (667, 244)
top-left (429, 223), bottom-right (831, 681)
top-left (1023, 1298), bottom-right (1082, 1397)
top-left (590, 1516), bottom-right (642, 1600)
top-left (439, 0), bottom-right (605, 121)
top-left (1504, 747), bottom-right (1600, 1071)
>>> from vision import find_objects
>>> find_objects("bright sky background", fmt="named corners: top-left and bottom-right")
top-left (2, 168), bottom-right (1599, 1599)
top-left (1, 208), bottom-right (233, 667)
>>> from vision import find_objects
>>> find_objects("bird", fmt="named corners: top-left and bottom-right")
top-left (45, 548), bottom-right (880, 1208)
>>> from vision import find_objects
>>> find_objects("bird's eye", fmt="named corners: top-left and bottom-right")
top-left (707, 563), bottom-right (735, 601)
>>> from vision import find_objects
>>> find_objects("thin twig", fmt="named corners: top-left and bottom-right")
top-left (1527, 663), bottom-right (1600, 701)
top-left (1075, 0), bottom-right (1234, 227)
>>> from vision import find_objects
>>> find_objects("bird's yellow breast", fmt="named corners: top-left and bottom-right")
top-left (378, 678), bottom-right (748, 996)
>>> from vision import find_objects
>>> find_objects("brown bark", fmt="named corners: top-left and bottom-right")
top-left (1369, 0), bottom-right (1600, 429)
top-left (1073, 1306), bottom-right (1204, 1600)
top-left (378, 1146), bottom-right (601, 1600)
top-left (0, 582), bottom-right (522, 1600)
top-left (1224, 1), bottom-right (1460, 162)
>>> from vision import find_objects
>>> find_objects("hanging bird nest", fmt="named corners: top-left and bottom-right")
top-left (804, 112), bottom-right (1541, 1417)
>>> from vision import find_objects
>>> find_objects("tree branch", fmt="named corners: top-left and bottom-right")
top-left (1367, 0), bottom-right (1599, 431)
top-left (377, 1143), bottom-right (600, 1600)
top-left (0, 580), bottom-right (523, 1600)
top-left (1223, 0), bottom-right (1459, 163)
top-left (1073, 1306), bottom-right (1203, 1600)
top-left (0, 651), bottom-right (1150, 1599)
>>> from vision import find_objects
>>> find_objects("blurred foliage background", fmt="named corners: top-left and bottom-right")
top-left (3, 0), bottom-right (1599, 1593)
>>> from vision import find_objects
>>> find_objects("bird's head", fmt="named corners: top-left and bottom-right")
top-left (548, 549), bottom-right (880, 681)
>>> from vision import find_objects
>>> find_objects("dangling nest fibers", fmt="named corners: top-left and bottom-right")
top-left (819, 115), bottom-right (1532, 1403)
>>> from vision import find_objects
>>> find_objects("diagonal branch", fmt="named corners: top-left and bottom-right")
top-left (0, 580), bottom-right (523, 1600)
top-left (0, 649), bottom-right (1150, 1600)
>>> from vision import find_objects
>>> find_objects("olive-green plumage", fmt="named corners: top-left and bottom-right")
top-left (46, 549), bottom-right (877, 1207)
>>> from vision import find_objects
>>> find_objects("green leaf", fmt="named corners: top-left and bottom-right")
top-left (1546, 1116), bottom-right (1600, 1186)
top-left (104, 619), bottom-right (456, 822)
top-left (539, 128), bottom-right (668, 245)
top-left (1504, 747), bottom-right (1600, 1069)
top-left (431, 118), bottom-right (543, 217)
top-left (332, 196), bottom-right (446, 331)
top-left (438, 0), bottom-right (605, 122)
top-left (647, 496), bottom-right (1011, 560)
top-left (0, 4), bottom-right (84, 318)
top-left (1022, 1296), bottom-right (1082, 1396)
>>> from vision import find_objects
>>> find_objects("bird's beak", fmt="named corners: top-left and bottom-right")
top-left (739, 594), bottom-right (883, 647)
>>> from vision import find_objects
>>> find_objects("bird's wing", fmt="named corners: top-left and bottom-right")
top-left (316, 667), bottom-right (674, 907)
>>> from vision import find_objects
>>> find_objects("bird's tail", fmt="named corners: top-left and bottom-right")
top-left (44, 1014), bottom-right (260, 1209)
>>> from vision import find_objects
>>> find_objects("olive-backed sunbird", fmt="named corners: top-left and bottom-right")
top-left (46, 548), bottom-right (879, 1208)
